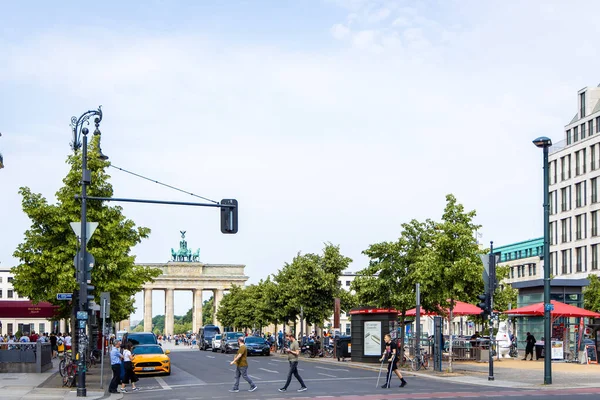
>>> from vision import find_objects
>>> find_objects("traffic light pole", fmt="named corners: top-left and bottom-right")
top-left (488, 242), bottom-right (495, 382)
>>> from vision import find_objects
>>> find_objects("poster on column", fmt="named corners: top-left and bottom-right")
top-left (364, 321), bottom-right (382, 356)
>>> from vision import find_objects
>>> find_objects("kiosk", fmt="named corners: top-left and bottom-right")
top-left (349, 308), bottom-right (399, 363)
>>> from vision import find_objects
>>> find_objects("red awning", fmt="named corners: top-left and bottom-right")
top-left (405, 300), bottom-right (483, 317)
top-left (504, 300), bottom-right (600, 318)
top-left (0, 300), bottom-right (59, 318)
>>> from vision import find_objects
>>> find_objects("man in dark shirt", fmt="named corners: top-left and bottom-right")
top-left (380, 334), bottom-right (407, 389)
top-left (49, 333), bottom-right (58, 359)
top-left (524, 332), bottom-right (536, 361)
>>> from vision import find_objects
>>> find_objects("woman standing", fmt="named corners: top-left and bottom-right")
top-left (120, 343), bottom-right (139, 393)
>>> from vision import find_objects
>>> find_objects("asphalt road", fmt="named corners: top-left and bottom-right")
top-left (120, 350), bottom-right (600, 399)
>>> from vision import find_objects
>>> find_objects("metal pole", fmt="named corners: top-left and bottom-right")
top-left (542, 144), bottom-right (552, 384)
top-left (300, 306), bottom-right (304, 342)
top-left (77, 131), bottom-right (89, 397)
top-left (488, 242), bottom-right (494, 381)
top-left (415, 283), bottom-right (421, 358)
top-left (100, 298), bottom-right (106, 389)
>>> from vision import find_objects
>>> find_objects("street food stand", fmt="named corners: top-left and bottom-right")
top-left (505, 300), bottom-right (600, 361)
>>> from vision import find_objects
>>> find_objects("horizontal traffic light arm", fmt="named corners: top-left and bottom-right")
top-left (77, 196), bottom-right (236, 209)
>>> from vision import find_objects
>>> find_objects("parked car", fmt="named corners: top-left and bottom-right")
top-left (123, 332), bottom-right (159, 348)
top-left (221, 332), bottom-right (245, 354)
top-left (244, 336), bottom-right (270, 356)
top-left (199, 324), bottom-right (221, 351)
top-left (132, 344), bottom-right (171, 376)
top-left (211, 334), bottom-right (223, 352)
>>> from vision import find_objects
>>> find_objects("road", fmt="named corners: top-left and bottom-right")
top-left (123, 349), bottom-right (600, 399)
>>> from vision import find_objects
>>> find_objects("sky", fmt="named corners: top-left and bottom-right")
top-left (2, 0), bottom-right (600, 322)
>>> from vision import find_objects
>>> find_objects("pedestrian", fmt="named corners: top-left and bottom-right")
top-left (49, 333), bottom-right (58, 359)
top-left (64, 333), bottom-right (72, 352)
top-left (380, 334), bottom-right (407, 389)
top-left (120, 342), bottom-right (139, 392)
top-left (279, 334), bottom-right (307, 393)
top-left (523, 332), bottom-right (536, 361)
top-left (109, 340), bottom-right (124, 394)
top-left (229, 337), bottom-right (257, 393)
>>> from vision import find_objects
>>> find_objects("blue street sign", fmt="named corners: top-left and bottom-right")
top-left (76, 311), bottom-right (88, 320)
top-left (545, 303), bottom-right (554, 311)
top-left (56, 293), bottom-right (73, 301)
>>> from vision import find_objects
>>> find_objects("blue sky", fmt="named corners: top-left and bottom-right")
top-left (2, 0), bottom-right (600, 321)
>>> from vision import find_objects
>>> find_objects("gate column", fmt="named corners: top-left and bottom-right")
top-left (193, 288), bottom-right (203, 333)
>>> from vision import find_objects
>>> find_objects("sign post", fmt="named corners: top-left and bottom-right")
top-left (99, 292), bottom-right (110, 389)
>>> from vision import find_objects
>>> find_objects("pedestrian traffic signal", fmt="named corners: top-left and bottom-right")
top-left (477, 293), bottom-right (491, 318)
top-left (220, 199), bottom-right (238, 234)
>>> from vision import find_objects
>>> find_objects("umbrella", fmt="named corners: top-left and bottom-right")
top-left (405, 300), bottom-right (483, 317)
top-left (504, 300), bottom-right (600, 318)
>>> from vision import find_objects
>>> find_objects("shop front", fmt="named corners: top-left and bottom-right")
top-left (0, 300), bottom-right (60, 336)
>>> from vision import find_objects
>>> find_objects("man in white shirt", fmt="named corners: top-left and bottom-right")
top-left (65, 334), bottom-right (72, 351)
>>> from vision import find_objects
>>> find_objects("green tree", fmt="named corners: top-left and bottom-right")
top-left (414, 194), bottom-right (483, 372)
top-left (132, 324), bottom-right (145, 333)
top-left (493, 265), bottom-right (518, 317)
top-left (584, 274), bottom-right (600, 312)
top-left (11, 136), bottom-right (161, 321)
top-left (216, 286), bottom-right (243, 329)
top-left (202, 297), bottom-right (214, 326)
top-left (352, 219), bottom-right (433, 354)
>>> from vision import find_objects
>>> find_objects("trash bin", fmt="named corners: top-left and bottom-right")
top-left (535, 344), bottom-right (544, 360)
top-left (336, 335), bottom-right (351, 361)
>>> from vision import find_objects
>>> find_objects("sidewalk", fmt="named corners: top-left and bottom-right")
top-left (285, 353), bottom-right (600, 390)
top-left (0, 356), bottom-right (123, 400)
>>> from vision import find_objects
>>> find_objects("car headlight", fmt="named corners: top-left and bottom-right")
top-left (162, 360), bottom-right (170, 364)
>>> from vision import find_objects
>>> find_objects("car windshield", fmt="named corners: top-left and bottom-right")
top-left (133, 346), bottom-right (164, 355)
top-left (126, 334), bottom-right (157, 346)
top-left (226, 332), bottom-right (244, 340)
top-left (245, 337), bottom-right (264, 344)
top-left (215, 335), bottom-right (221, 340)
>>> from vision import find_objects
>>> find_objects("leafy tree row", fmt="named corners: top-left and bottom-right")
top-left (216, 244), bottom-right (356, 334)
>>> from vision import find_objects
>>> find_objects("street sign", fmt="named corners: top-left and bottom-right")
top-left (70, 222), bottom-right (99, 244)
top-left (545, 303), bottom-right (554, 312)
top-left (76, 311), bottom-right (88, 320)
top-left (100, 292), bottom-right (110, 318)
top-left (56, 293), bottom-right (73, 301)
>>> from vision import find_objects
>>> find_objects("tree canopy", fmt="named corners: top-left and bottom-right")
top-left (11, 136), bottom-right (161, 321)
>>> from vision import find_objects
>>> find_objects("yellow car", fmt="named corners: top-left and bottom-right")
top-left (132, 344), bottom-right (171, 376)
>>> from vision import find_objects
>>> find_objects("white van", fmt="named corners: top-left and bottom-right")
top-left (116, 330), bottom-right (127, 341)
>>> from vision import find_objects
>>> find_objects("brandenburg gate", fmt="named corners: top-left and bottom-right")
top-left (136, 232), bottom-right (248, 334)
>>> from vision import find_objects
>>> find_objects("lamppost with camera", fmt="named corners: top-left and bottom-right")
top-left (532, 136), bottom-right (552, 385)
top-left (70, 106), bottom-right (108, 397)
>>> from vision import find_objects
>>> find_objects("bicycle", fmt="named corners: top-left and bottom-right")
top-left (409, 350), bottom-right (429, 371)
top-left (62, 359), bottom-right (77, 387)
top-left (59, 351), bottom-right (73, 377)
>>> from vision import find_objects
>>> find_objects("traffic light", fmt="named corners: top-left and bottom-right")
top-left (81, 253), bottom-right (95, 306)
top-left (220, 199), bottom-right (238, 234)
top-left (477, 292), bottom-right (491, 318)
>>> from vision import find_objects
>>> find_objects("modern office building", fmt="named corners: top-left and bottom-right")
top-left (548, 85), bottom-right (600, 280)
top-left (495, 237), bottom-right (544, 286)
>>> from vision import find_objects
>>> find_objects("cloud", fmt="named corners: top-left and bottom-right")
top-left (331, 23), bottom-right (351, 40)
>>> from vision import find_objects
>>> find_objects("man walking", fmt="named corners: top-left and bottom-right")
top-left (523, 332), bottom-right (536, 361)
top-left (229, 337), bottom-right (257, 393)
top-left (279, 334), bottom-right (307, 392)
top-left (380, 334), bottom-right (407, 388)
top-left (109, 340), bottom-right (124, 394)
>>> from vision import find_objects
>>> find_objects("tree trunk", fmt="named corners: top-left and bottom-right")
top-left (448, 302), bottom-right (454, 373)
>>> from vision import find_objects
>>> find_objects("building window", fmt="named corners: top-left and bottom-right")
top-left (561, 157), bottom-right (566, 181)
top-left (39, 323), bottom-right (45, 334)
top-left (337, 280), bottom-right (341, 286)
top-left (596, 116), bottom-right (600, 133)
top-left (574, 126), bottom-right (579, 142)
top-left (593, 146), bottom-right (597, 171)
top-left (7, 290), bottom-right (13, 299)
top-left (567, 129), bottom-right (572, 145)
top-left (593, 211), bottom-right (598, 237)
top-left (576, 152), bottom-right (581, 176)
top-left (7, 277), bottom-right (13, 283)
top-left (581, 123), bottom-right (587, 139)
top-left (593, 178), bottom-right (598, 203)
top-left (549, 191), bottom-right (554, 215)
top-left (533, 263), bottom-right (537, 276)
top-left (561, 250), bottom-right (569, 274)
top-left (561, 188), bottom-right (568, 211)
top-left (0, 277), bottom-right (2, 283)
top-left (550, 252), bottom-right (555, 276)
top-left (581, 92), bottom-right (586, 118)
top-left (592, 245), bottom-right (598, 270)
top-left (553, 161), bottom-right (557, 183)
top-left (550, 222), bottom-right (555, 244)
top-left (561, 218), bottom-right (568, 242)
top-left (345, 281), bottom-right (351, 287)
top-left (0, 289), bottom-right (2, 298)
top-left (583, 148), bottom-right (587, 173)
top-left (7, 324), bottom-right (13, 336)
top-left (591, 120), bottom-right (595, 137)
top-left (576, 214), bottom-right (583, 239)
top-left (576, 183), bottom-right (583, 207)
top-left (517, 265), bottom-right (521, 278)
top-left (576, 247), bottom-right (583, 272)
top-left (510, 267), bottom-right (514, 279)
top-left (568, 155), bottom-right (572, 178)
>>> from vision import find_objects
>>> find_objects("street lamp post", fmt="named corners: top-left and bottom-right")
top-left (70, 106), bottom-right (107, 397)
top-left (533, 136), bottom-right (552, 385)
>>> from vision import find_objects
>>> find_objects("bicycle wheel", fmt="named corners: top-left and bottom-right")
top-left (324, 348), bottom-right (334, 358)
top-left (59, 359), bottom-right (67, 377)
top-left (422, 355), bottom-right (429, 369)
